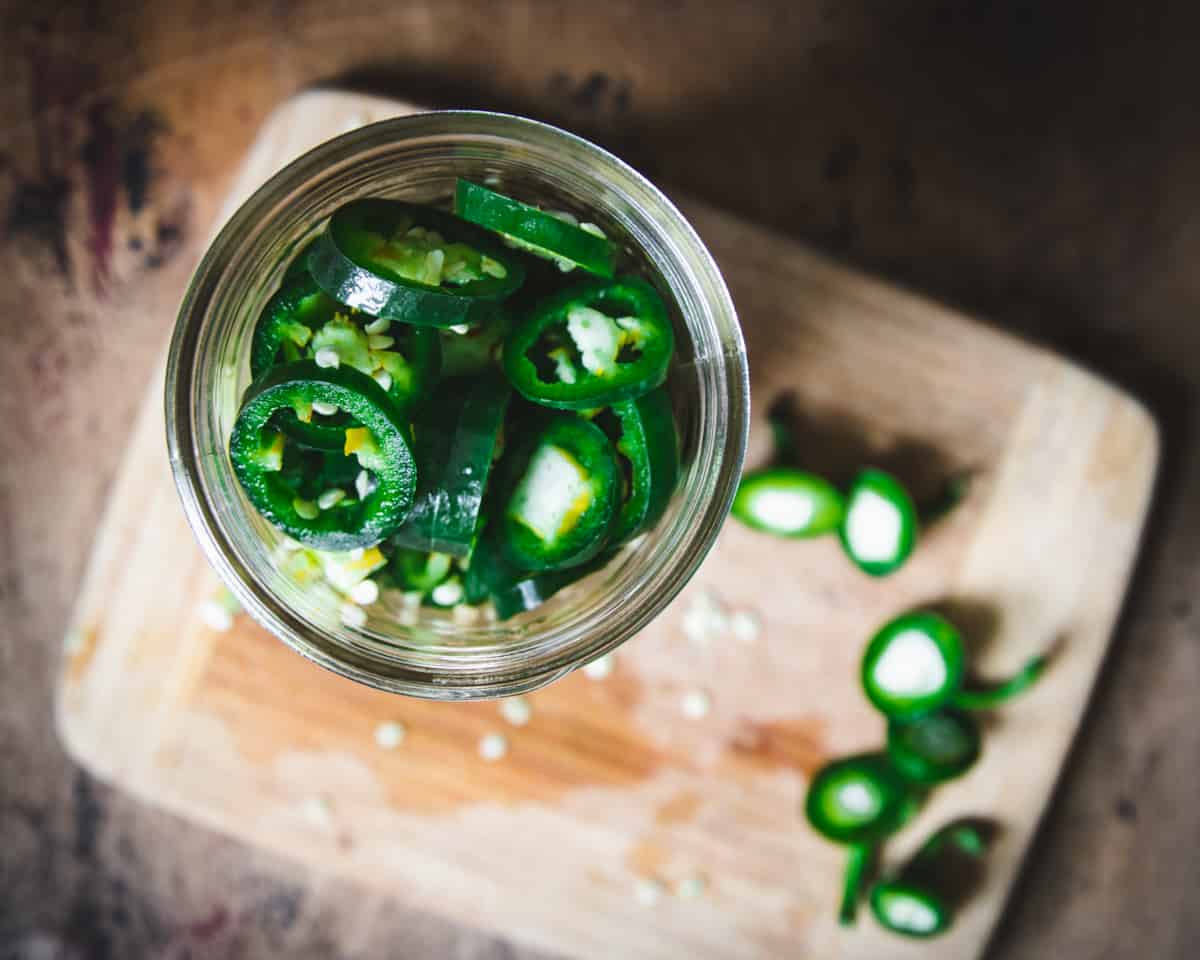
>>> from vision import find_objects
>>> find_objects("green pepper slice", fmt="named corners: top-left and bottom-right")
top-left (381, 548), bottom-right (455, 594)
top-left (454, 179), bottom-right (617, 277)
top-left (390, 372), bottom-right (511, 557)
top-left (251, 274), bottom-right (441, 450)
top-left (839, 844), bottom-right (875, 927)
top-left (503, 278), bottom-right (674, 410)
top-left (462, 521), bottom-right (612, 619)
top-left (250, 273), bottom-right (339, 379)
top-left (953, 655), bottom-right (1048, 709)
top-left (308, 198), bottom-right (525, 327)
top-left (804, 753), bottom-right (913, 847)
top-left (499, 414), bottom-right (620, 572)
top-left (593, 387), bottom-right (679, 544)
top-left (869, 821), bottom-right (989, 938)
top-left (838, 468), bottom-right (918, 576)
top-left (490, 565), bottom-right (589, 620)
top-left (887, 708), bottom-right (982, 784)
top-left (805, 753), bottom-right (916, 926)
top-left (490, 550), bottom-right (616, 621)
top-left (861, 611), bottom-right (966, 720)
top-left (732, 468), bottom-right (845, 538)
top-left (439, 310), bottom-right (512, 378)
top-left (462, 524), bottom-right (520, 605)
top-left (870, 883), bottom-right (949, 938)
top-left (862, 609), bottom-right (1047, 718)
top-left (230, 361), bottom-right (416, 551)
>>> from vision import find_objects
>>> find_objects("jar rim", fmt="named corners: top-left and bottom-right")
top-left (166, 110), bottom-right (749, 699)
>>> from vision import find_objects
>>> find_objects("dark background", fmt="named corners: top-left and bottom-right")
top-left (1, 1), bottom-right (1197, 957)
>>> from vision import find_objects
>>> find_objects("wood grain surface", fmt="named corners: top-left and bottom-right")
top-left (2, 4), bottom-right (1198, 960)
top-left (57, 92), bottom-right (1157, 960)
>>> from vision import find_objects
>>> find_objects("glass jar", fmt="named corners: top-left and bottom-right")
top-left (166, 111), bottom-right (747, 700)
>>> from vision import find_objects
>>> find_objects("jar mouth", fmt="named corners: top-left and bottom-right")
top-left (166, 110), bottom-right (748, 699)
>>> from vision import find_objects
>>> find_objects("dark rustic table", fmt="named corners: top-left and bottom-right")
top-left (1, 2), bottom-right (1197, 958)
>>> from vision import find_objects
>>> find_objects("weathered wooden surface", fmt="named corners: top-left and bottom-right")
top-left (2, 3), bottom-right (1198, 959)
top-left (56, 91), bottom-right (1158, 960)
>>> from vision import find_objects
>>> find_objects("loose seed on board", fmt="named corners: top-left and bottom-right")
top-left (478, 732), bottom-right (509, 761)
top-left (681, 689), bottom-right (712, 719)
top-left (374, 721), bottom-right (406, 750)
top-left (635, 878), bottom-right (664, 907)
top-left (500, 696), bottom-right (532, 727)
top-left (583, 654), bottom-right (614, 679)
top-left (199, 602), bottom-right (234, 632)
top-left (730, 610), bottom-right (762, 643)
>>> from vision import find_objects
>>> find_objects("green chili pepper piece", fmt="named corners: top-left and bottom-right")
top-left (309, 198), bottom-right (525, 327)
top-left (869, 820), bottom-right (990, 938)
top-left (498, 414), bottom-right (621, 572)
top-left (839, 468), bottom-right (918, 576)
top-left (252, 273), bottom-right (441, 450)
top-left (462, 524), bottom-right (521, 605)
top-left (887, 708), bottom-right (982, 784)
top-left (839, 844), bottom-right (875, 927)
top-left (490, 550), bottom-right (616, 621)
top-left (733, 467), bottom-right (845, 538)
top-left (454, 179), bottom-right (616, 277)
top-left (230, 361), bottom-right (416, 551)
top-left (595, 387), bottom-right (680, 544)
top-left (861, 611), bottom-right (966, 719)
top-left (952, 654), bottom-right (1047, 710)
top-left (439, 310), bottom-right (512, 378)
top-left (870, 883), bottom-right (950, 938)
top-left (390, 372), bottom-right (511, 557)
top-left (503, 277), bottom-right (674, 410)
top-left (382, 549), bottom-right (455, 594)
top-left (250, 273), bottom-right (340, 381)
top-left (804, 753), bottom-right (913, 846)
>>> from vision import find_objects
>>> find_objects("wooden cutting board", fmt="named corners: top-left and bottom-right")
top-left (57, 91), bottom-right (1158, 960)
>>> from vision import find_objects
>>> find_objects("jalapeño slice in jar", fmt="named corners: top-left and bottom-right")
top-left (455, 179), bottom-right (617, 277)
top-left (489, 551), bottom-right (615, 621)
top-left (439, 309), bottom-right (512, 378)
top-left (251, 274), bottom-right (442, 451)
top-left (592, 387), bottom-right (680, 544)
top-left (308, 198), bottom-right (525, 328)
top-left (503, 277), bottom-right (674, 410)
top-left (250, 273), bottom-right (339, 379)
top-left (381, 549), bottom-right (455, 595)
top-left (462, 524), bottom-right (521, 605)
top-left (499, 414), bottom-right (620, 572)
top-left (229, 361), bottom-right (416, 551)
top-left (390, 372), bottom-right (511, 557)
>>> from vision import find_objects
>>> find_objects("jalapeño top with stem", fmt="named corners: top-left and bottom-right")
top-left (166, 110), bottom-right (747, 700)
